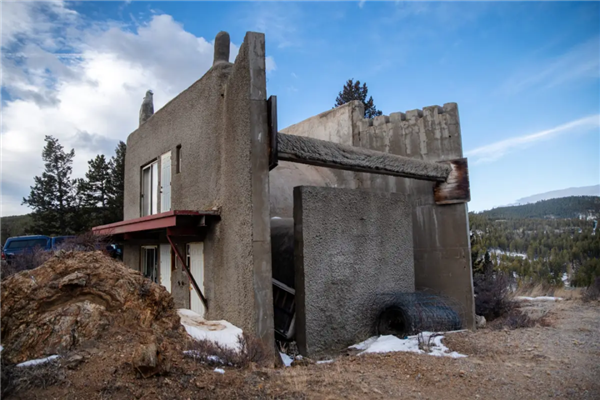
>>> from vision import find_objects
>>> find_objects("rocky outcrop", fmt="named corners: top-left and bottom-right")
top-left (1, 251), bottom-right (187, 369)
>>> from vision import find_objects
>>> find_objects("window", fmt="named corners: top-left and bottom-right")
top-left (176, 145), bottom-right (182, 174)
top-left (6, 238), bottom-right (48, 249)
top-left (141, 246), bottom-right (158, 283)
top-left (141, 160), bottom-right (159, 216)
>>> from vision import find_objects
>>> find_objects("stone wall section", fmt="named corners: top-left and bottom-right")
top-left (293, 186), bottom-right (414, 356)
top-left (353, 103), bottom-right (475, 328)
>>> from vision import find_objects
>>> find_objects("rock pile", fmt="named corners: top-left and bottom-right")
top-left (1, 251), bottom-right (188, 377)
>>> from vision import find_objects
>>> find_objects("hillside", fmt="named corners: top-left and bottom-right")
top-left (475, 196), bottom-right (600, 220)
top-left (1, 214), bottom-right (33, 246)
top-left (469, 196), bottom-right (600, 287)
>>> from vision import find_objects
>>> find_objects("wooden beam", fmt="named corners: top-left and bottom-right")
top-left (277, 133), bottom-right (452, 182)
top-left (268, 95), bottom-right (278, 171)
top-left (166, 227), bottom-right (201, 237)
top-left (434, 158), bottom-right (470, 205)
top-left (166, 235), bottom-right (208, 311)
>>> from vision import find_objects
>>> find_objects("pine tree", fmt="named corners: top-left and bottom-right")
top-left (107, 141), bottom-right (126, 222)
top-left (22, 136), bottom-right (76, 235)
top-left (334, 79), bottom-right (382, 119)
top-left (81, 154), bottom-right (113, 226)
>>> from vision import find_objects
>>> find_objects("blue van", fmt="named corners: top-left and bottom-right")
top-left (2, 235), bottom-right (51, 263)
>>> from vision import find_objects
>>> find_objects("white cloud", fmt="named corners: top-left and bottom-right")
top-left (1, 2), bottom-right (275, 216)
top-left (499, 36), bottom-right (600, 96)
top-left (265, 56), bottom-right (277, 73)
top-left (251, 2), bottom-right (300, 49)
top-left (466, 115), bottom-right (600, 164)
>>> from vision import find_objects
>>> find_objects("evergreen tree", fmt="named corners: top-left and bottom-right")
top-left (334, 79), bottom-right (382, 119)
top-left (22, 136), bottom-right (76, 235)
top-left (107, 141), bottom-right (126, 222)
top-left (81, 155), bottom-right (113, 226)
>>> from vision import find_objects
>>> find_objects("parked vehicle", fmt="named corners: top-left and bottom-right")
top-left (2, 235), bottom-right (51, 264)
top-left (50, 235), bottom-right (76, 250)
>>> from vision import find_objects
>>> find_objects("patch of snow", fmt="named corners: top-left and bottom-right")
top-left (214, 368), bottom-right (225, 374)
top-left (178, 309), bottom-right (243, 351)
top-left (317, 359), bottom-right (334, 364)
top-left (515, 296), bottom-right (563, 302)
top-left (280, 352), bottom-right (293, 367)
top-left (0, 345), bottom-right (3, 352)
top-left (16, 355), bottom-right (60, 368)
top-left (183, 350), bottom-right (226, 364)
top-left (350, 332), bottom-right (466, 359)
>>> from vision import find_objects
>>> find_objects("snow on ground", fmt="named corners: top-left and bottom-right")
top-left (317, 359), bottom-right (334, 364)
top-left (178, 309), bottom-right (243, 351)
top-left (16, 355), bottom-right (60, 368)
top-left (214, 368), bottom-right (225, 374)
top-left (280, 352), bottom-right (293, 367)
top-left (515, 296), bottom-right (563, 302)
top-left (350, 332), bottom-right (466, 359)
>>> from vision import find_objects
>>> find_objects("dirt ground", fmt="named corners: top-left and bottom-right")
top-left (6, 298), bottom-right (599, 400)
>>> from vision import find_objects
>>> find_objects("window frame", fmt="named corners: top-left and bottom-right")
top-left (141, 159), bottom-right (159, 217)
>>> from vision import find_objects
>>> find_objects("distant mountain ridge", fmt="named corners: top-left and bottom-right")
top-left (474, 196), bottom-right (600, 220)
top-left (512, 185), bottom-right (600, 205)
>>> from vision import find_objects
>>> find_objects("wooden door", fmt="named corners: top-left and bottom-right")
top-left (187, 242), bottom-right (205, 317)
top-left (159, 243), bottom-right (172, 293)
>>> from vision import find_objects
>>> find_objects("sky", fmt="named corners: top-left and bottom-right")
top-left (1, 0), bottom-right (599, 216)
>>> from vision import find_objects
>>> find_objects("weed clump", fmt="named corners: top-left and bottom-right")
top-left (184, 333), bottom-right (271, 368)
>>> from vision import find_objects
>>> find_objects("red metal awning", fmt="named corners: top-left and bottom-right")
top-left (92, 210), bottom-right (219, 236)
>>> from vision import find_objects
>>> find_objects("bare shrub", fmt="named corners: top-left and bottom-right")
top-left (417, 333), bottom-right (442, 353)
top-left (489, 308), bottom-right (535, 330)
top-left (57, 231), bottom-right (110, 253)
top-left (237, 332), bottom-right (271, 367)
top-left (582, 277), bottom-right (600, 303)
top-left (473, 271), bottom-right (512, 320)
top-left (1, 358), bottom-right (68, 397)
top-left (1, 358), bottom-right (11, 397)
top-left (184, 333), bottom-right (271, 368)
top-left (1, 246), bottom-right (51, 279)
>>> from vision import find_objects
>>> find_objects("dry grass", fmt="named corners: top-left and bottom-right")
top-left (1, 358), bottom-right (68, 397)
top-left (512, 282), bottom-right (583, 300)
top-left (184, 333), bottom-right (271, 369)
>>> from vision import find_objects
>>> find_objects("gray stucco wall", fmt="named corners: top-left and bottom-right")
top-left (293, 186), bottom-right (415, 357)
top-left (271, 101), bottom-right (475, 329)
top-left (121, 32), bottom-right (274, 353)
top-left (354, 104), bottom-right (475, 328)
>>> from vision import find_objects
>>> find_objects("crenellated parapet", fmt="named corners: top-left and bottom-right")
top-left (354, 103), bottom-right (463, 163)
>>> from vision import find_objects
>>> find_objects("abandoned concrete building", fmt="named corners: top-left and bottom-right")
top-left (93, 31), bottom-right (474, 357)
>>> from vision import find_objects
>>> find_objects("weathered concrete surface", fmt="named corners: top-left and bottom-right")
top-left (122, 31), bottom-right (274, 353)
top-left (139, 90), bottom-right (154, 126)
top-left (281, 101), bottom-right (362, 146)
top-left (215, 31), bottom-right (274, 350)
top-left (278, 132), bottom-right (452, 181)
top-left (293, 186), bottom-right (415, 357)
top-left (271, 101), bottom-right (475, 329)
top-left (269, 161), bottom-right (341, 218)
top-left (354, 103), bottom-right (475, 328)
top-left (213, 31), bottom-right (231, 66)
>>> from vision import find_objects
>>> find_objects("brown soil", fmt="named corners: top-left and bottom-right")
top-left (3, 257), bottom-right (599, 399)
top-left (1, 251), bottom-right (189, 384)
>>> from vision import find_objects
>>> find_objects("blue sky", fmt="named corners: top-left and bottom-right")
top-left (1, 1), bottom-right (599, 216)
